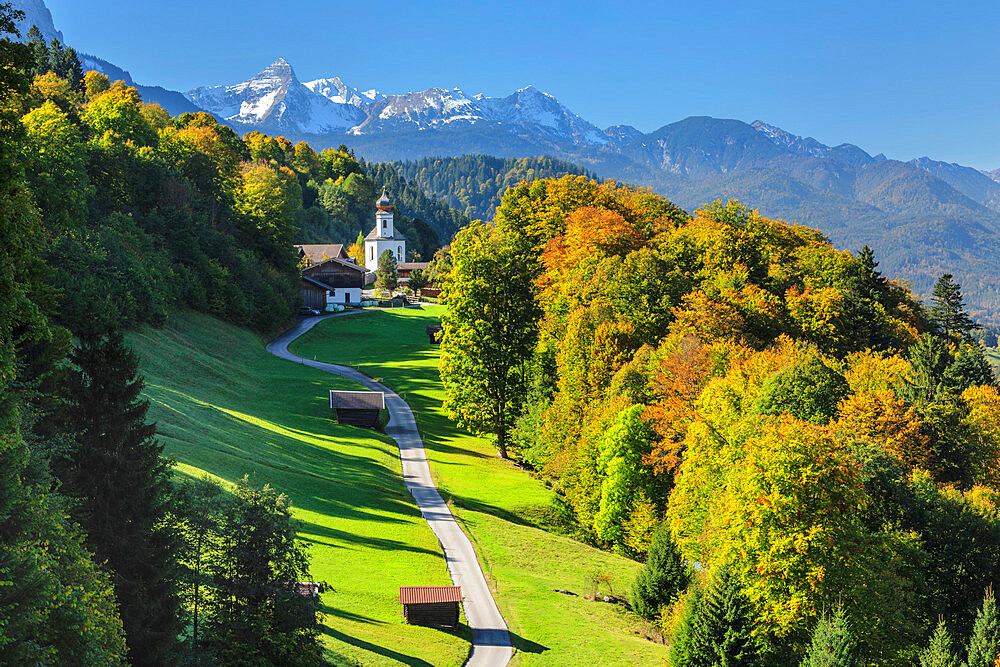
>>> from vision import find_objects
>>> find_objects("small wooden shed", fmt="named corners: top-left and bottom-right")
top-left (399, 586), bottom-right (462, 628)
top-left (329, 390), bottom-right (385, 428)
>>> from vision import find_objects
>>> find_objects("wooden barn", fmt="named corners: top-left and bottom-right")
top-left (399, 586), bottom-right (462, 628)
top-left (329, 390), bottom-right (385, 428)
top-left (300, 256), bottom-right (367, 308)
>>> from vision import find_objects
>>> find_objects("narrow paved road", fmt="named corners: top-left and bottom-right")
top-left (267, 312), bottom-right (513, 667)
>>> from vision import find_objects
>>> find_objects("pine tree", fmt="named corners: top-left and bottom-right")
top-left (904, 333), bottom-right (953, 403)
top-left (669, 587), bottom-right (705, 667)
top-left (683, 564), bottom-right (757, 667)
top-left (375, 248), bottom-right (398, 292)
top-left (930, 273), bottom-right (978, 343)
top-left (630, 526), bottom-right (690, 619)
top-left (25, 24), bottom-right (49, 78)
top-left (59, 329), bottom-right (182, 664)
top-left (855, 245), bottom-right (884, 300)
top-left (919, 619), bottom-right (960, 667)
top-left (966, 588), bottom-right (1000, 667)
top-left (801, 607), bottom-right (857, 667)
top-left (61, 45), bottom-right (84, 91)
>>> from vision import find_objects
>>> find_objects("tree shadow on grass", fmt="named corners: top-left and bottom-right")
top-left (295, 519), bottom-right (446, 558)
top-left (511, 631), bottom-right (549, 655)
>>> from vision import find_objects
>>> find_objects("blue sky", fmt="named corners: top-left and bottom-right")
top-left (45, 0), bottom-right (1000, 169)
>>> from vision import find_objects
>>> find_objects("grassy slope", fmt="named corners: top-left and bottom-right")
top-left (291, 306), bottom-right (669, 666)
top-left (128, 311), bottom-right (470, 667)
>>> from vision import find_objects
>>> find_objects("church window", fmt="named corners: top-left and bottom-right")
top-left (398, 246), bottom-right (402, 259)
top-left (382, 220), bottom-right (387, 229)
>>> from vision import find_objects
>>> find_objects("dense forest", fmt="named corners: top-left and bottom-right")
top-left (439, 175), bottom-right (1000, 665)
top-left (386, 154), bottom-right (597, 220)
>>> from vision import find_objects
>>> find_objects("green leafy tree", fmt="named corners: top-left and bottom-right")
top-left (756, 356), bottom-right (850, 424)
top-left (801, 607), bottom-right (858, 667)
top-left (594, 404), bottom-right (654, 547)
top-left (930, 274), bottom-right (978, 344)
top-left (203, 476), bottom-right (322, 666)
top-left (59, 329), bottom-right (182, 664)
top-left (21, 99), bottom-right (89, 229)
top-left (440, 219), bottom-right (541, 458)
top-left (375, 248), bottom-right (398, 292)
top-left (919, 619), bottom-right (960, 667)
top-left (630, 526), bottom-right (690, 620)
top-left (965, 588), bottom-right (1000, 667)
top-left (407, 267), bottom-right (428, 293)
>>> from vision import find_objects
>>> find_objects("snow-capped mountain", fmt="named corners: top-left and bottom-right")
top-left (185, 59), bottom-right (609, 147)
top-left (187, 59), bottom-right (366, 135)
top-left (304, 77), bottom-right (383, 108)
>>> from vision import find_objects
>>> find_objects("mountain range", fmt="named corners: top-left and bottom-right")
top-left (11, 0), bottom-right (1000, 324)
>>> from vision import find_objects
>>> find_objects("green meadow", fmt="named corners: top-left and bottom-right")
top-left (291, 306), bottom-right (670, 666)
top-left (128, 311), bottom-right (470, 667)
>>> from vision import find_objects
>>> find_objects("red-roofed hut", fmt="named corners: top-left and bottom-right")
top-left (399, 586), bottom-right (462, 628)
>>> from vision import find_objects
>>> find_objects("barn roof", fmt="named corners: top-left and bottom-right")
top-left (329, 390), bottom-right (385, 410)
top-left (399, 586), bottom-right (463, 605)
top-left (301, 255), bottom-right (367, 274)
top-left (397, 262), bottom-right (430, 271)
top-left (296, 244), bottom-right (346, 264)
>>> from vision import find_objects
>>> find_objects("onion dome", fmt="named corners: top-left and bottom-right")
top-left (376, 187), bottom-right (392, 210)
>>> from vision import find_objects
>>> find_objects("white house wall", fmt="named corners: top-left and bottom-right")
top-left (364, 239), bottom-right (405, 269)
top-left (325, 287), bottom-right (363, 305)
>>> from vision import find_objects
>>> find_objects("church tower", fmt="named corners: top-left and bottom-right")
top-left (364, 188), bottom-right (405, 270)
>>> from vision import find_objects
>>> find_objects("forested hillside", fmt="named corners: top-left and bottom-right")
top-left (0, 7), bottom-right (470, 662)
top-left (440, 175), bottom-right (1000, 665)
top-left (386, 155), bottom-right (597, 220)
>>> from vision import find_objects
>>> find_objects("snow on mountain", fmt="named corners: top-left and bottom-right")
top-left (604, 124), bottom-right (644, 145)
top-left (9, 0), bottom-right (63, 43)
top-left (186, 59), bottom-right (365, 134)
top-left (476, 86), bottom-right (608, 145)
top-left (304, 77), bottom-right (384, 107)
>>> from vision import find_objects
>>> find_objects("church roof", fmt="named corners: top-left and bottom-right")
top-left (365, 227), bottom-right (406, 242)
top-left (376, 187), bottom-right (392, 209)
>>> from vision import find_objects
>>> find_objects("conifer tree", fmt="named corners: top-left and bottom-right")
top-left (25, 24), bottom-right (49, 77)
top-left (801, 607), bottom-right (857, 667)
top-left (682, 564), bottom-right (757, 667)
top-left (375, 248), bottom-right (398, 292)
top-left (854, 245), bottom-right (884, 301)
top-left (966, 588), bottom-right (1000, 667)
top-left (668, 587), bottom-right (704, 667)
top-left (630, 526), bottom-right (690, 619)
top-left (919, 619), bottom-right (960, 667)
top-left (930, 274), bottom-right (978, 343)
top-left (904, 333), bottom-right (953, 403)
top-left (60, 329), bottom-right (182, 664)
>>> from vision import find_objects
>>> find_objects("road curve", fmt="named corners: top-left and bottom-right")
top-left (267, 312), bottom-right (513, 667)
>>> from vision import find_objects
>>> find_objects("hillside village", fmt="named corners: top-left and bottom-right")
top-left (297, 190), bottom-right (437, 311)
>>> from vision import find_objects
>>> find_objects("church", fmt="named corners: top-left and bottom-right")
top-left (364, 188), bottom-right (406, 269)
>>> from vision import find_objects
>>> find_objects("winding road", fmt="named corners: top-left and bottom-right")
top-left (267, 312), bottom-right (513, 667)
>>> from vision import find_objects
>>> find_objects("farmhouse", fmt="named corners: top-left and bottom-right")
top-left (364, 188), bottom-right (406, 269)
top-left (300, 256), bottom-right (366, 309)
top-left (397, 262), bottom-right (430, 286)
top-left (329, 390), bottom-right (385, 428)
top-left (399, 586), bottom-right (462, 628)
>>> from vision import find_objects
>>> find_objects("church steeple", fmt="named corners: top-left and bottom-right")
top-left (376, 187), bottom-right (392, 211)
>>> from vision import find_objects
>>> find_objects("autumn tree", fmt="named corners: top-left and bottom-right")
top-left (440, 219), bottom-right (540, 458)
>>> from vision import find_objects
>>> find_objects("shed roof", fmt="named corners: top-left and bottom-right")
top-left (399, 586), bottom-right (463, 605)
top-left (329, 390), bottom-right (385, 410)
top-left (397, 262), bottom-right (430, 271)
